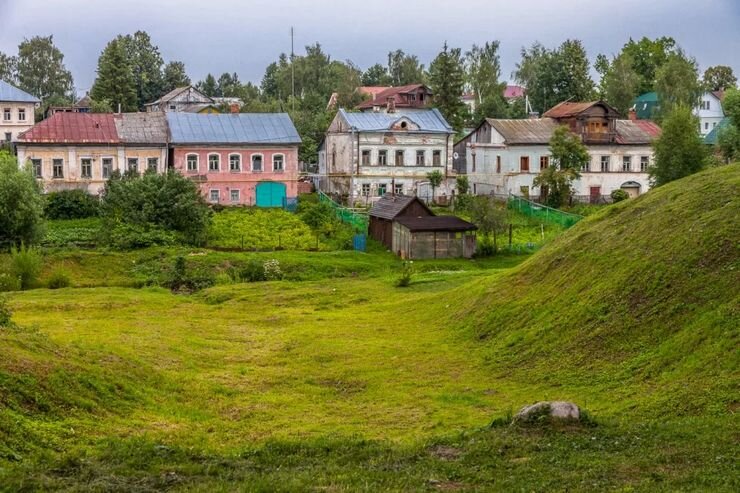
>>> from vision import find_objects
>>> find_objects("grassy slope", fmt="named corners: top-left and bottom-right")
top-left (0, 165), bottom-right (738, 491)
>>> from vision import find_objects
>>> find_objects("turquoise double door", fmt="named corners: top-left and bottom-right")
top-left (255, 181), bottom-right (287, 208)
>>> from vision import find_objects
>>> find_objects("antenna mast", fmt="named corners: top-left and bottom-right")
top-left (291, 27), bottom-right (295, 113)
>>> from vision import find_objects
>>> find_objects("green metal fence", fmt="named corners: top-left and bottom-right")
top-left (507, 195), bottom-right (583, 228)
top-left (318, 192), bottom-right (369, 232)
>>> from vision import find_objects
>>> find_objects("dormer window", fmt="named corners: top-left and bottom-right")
top-left (400, 121), bottom-right (408, 129)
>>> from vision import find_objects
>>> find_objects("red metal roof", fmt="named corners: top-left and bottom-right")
top-left (503, 85), bottom-right (525, 99)
top-left (542, 101), bottom-right (601, 118)
top-left (18, 112), bottom-right (121, 144)
top-left (357, 84), bottom-right (431, 109)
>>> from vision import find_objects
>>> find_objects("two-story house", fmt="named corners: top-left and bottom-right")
top-left (356, 84), bottom-right (433, 113)
top-left (167, 111), bottom-right (301, 206)
top-left (633, 90), bottom-right (726, 136)
top-left (0, 80), bottom-right (39, 144)
top-left (317, 108), bottom-right (455, 205)
top-left (454, 101), bottom-right (661, 202)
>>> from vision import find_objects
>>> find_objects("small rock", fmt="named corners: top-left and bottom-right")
top-left (513, 401), bottom-right (581, 424)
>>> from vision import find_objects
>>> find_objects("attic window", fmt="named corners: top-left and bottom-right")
top-left (400, 121), bottom-right (408, 129)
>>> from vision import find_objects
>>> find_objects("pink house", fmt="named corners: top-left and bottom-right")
top-left (167, 112), bottom-right (301, 207)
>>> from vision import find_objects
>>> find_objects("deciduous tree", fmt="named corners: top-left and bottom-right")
top-left (651, 105), bottom-right (707, 186)
top-left (361, 63), bottom-right (392, 86)
top-left (429, 42), bottom-right (467, 131)
top-left (534, 126), bottom-right (588, 207)
top-left (0, 151), bottom-right (44, 249)
top-left (655, 50), bottom-right (702, 115)
top-left (602, 54), bottom-right (640, 116)
top-left (16, 35), bottom-right (74, 102)
top-left (702, 65), bottom-right (737, 91)
top-left (387, 50), bottom-right (426, 86)
top-left (620, 36), bottom-right (677, 94)
top-left (466, 41), bottom-right (507, 120)
top-left (0, 52), bottom-right (17, 84)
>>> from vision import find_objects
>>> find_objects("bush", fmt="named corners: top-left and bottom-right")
top-left (263, 259), bottom-right (283, 281)
top-left (610, 189), bottom-right (629, 203)
top-left (47, 269), bottom-right (71, 289)
top-left (395, 261), bottom-right (414, 287)
top-left (0, 273), bottom-right (20, 292)
top-left (44, 190), bottom-right (100, 219)
top-left (0, 151), bottom-right (44, 248)
top-left (229, 259), bottom-right (266, 283)
top-left (0, 297), bottom-right (13, 327)
top-left (166, 256), bottom-right (216, 293)
top-left (107, 223), bottom-right (179, 250)
top-left (42, 218), bottom-right (102, 247)
top-left (475, 236), bottom-right (497, 257)
top-left (10, 244), bottom-right (43, 290)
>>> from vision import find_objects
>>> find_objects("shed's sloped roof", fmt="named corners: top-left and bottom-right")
top-left (487, 118), bottom-right (561, 144)
top-left (369, 195), bottom-right (433, 220)
top-left (339, 108), bottom-right (453, 133)
top-left (395, 215), bottom-right (477, 232)
top-left (115, 113), bottom-right (168, 144)
top-left (0, 80), bottom-right (39, 103)
top-left (18, 112), bottom-right (119, 143)
top-left (167, 112), bottom-right (301, 144)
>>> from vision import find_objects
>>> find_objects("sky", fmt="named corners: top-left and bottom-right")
top-left (1, 0), bottom-right (739, 95)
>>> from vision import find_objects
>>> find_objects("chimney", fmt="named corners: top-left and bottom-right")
top-left (230, 103), bottom-right (240, 114)
top-left (628, 109), bottom-right (637, 121)
top-left (387, 96), bottom-right (396, 114)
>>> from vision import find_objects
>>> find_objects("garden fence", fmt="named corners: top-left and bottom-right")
top-left (507, 195), bottom-right (583, 228)
top-left (318, 192), bottom-right (369, 232)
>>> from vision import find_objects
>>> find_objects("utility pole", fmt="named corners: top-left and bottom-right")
top-left (290, 27), bottom-right (295, 113)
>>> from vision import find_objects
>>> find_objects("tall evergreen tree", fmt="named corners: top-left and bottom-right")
top-left (651, 105), bottom-right (707, 186)
top-left (553, 40), bottom-right (594, 102)
top-left (196, 74), bottom-right (218, 97)
top-left (162, 61), bottom-right (191, 93)
top-left (16, 35), bottom-right (74, 102)
top-left (429, 42), bottom-right (467, 131)
top-left (120, 31), bottom-right (165, 109)
top-left (466, 41), bottom-right (507, 120)
top-left (91, 38), bottom-right (137, 112)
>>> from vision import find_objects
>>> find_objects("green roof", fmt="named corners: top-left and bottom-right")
top-left (703, 117), bottom-right (731, 145)
top-left (633, 92), bottom-right (659, 120)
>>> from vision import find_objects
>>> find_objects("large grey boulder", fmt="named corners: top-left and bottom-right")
top-left (513, 401), bottom-right (581, 424)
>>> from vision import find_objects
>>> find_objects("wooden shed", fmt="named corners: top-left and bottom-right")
top-left (368, 195), bottom-right (433, 249)
top-left (392, 216), bottom-right (477, 259)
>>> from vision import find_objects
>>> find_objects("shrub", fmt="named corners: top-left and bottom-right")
top-left (44, 190), bottom-right (100, 219)
top-left (166, 256), bottom-right (216, 293)
top-left (10, 244), bottom-right (43, 290)
top-left (475, 236), bottom-right (497, 257)
top-left (0, 297), bottom-right (12, 327)
top-left (395, 261), bottom-right (414, 287)
top-left (107, 223), bottom-right (178, 250)
top-left (263, 259), bottom-right (283, 281)
top-left (0, 273), bottom-right (20, 292)
top-left (0, 151), bottom-right (44, 249)
top-left (610, 189), bottom-right (629, 203)
top-left (47, 269), bottom-right (72, 289)
top-left (230, 259), bottom-right (266, 283)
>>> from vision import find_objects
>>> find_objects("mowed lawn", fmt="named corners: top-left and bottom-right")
top-left (8, 273), bottom-right (507, 451)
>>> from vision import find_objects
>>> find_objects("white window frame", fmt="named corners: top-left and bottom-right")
top-left (127, 157), bottom-right (139, 173)
top-left (415, 150), bottom-right (425, 166)
top-left (394, 183), bottom-right (403, 195)
top-left (80, 157), bottom-right (93, 179)
top-left (361, 183), bottom-right (371, 196)
top-left (600, 155), bottom-right (610, 173)
top-left (52, 158), bottom-right (64, 179)
top-left (230, 189), bottom-right (240, 203)
top-left (147, 157), bottom-right (158, 173)
top-left (251, 153), bottom-right (264, 172)
top-left (102, 157), bottom-right (113, 179)
top-left (209, 189), bottom-right (220, 203)
top-left (208, 153), bottom-right (220, 172)
top-left (378, 150), bottom-right (387, 166)
top-left (622, 156), bottom-right (631, 172)
top-left (31, 158), bottom-right (42, 178)
top-left (640, 156), bottom-right (650, 172)
top-left (18, 108), bottom-right (26, 122)
top-left (229, 153), bottom-right (241, 172)
top-left (272, 153), bottom-right (285, 172)
top-left (186, 153), bottom-right (199, 173)
top-left (2, 108), bottom-right (10, 121)
top-left (361, 149), bottom-right (371, 166)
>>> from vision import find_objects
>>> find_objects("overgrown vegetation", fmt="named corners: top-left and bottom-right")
top-left (44, 189), bottom-right (100, 220)
top-left (0, 151), bottom-right (44, 249)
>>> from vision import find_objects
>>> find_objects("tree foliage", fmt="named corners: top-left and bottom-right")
top-left (466, 41), bottom-right (507, 121)
top-left (361, 63), bottom-right (392, 86)
top-left (702, 65), bottom-right (737, 91)
top-left (120, 31), bottom-right (165, 109)
top-left (717, 88), bottom-right (740, 161)
top-left (426, 170), bottom-right (444, 203)
top-left (650, 105), bottom-right (707, 186)
top-left (91, 37), bottom-right (138, 112)
top-left (0, 151), bottom-right (44, 249)
top-left (15, 35), bottom-right (74, 102)
top-left (162, 61), bottom-right (191, 93)
top-left (0, 51), bottom-right (18, 84)
top-left (655, 50), bottom-right (702, 116)
top-left (620, 36), bottom-right (677, 94)
top-left (534, 126), bottom-right (588, 207)
top-left (429, 42), bottom-right (467, 132)
top-left (602, 54), bottom-right (641, 117)
top-left (387, 50), bottom-right (426, 86)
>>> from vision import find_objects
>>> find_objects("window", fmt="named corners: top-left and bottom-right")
top-left (471, 152), bottom-right (476, 173)
top-left (361, 183), bottom-right (371, 196)
top-left (169, 104), bottom-right (177, 110)
top-left (496, 155), bottom-right (501, 173)
top-left (520, 156), bottom-right (530, 172)
top-left (147, 157), bottom-right (158, 172)
top-left (273, 154), bottom-right (284, 172)
top-left (361, 150), bottom-right (370, 166)
top-left (432, 150), bottom-right (441, 166)
top-left (416, 150), bottom-right (425, 166)
top-left (600, 156), bottom-right (610, 172)
top-left (4, 132), bottom-right (10, 142)
top-left (81, 158), bottom-right (92, 178)
top-left (622, 156), bottom-right (631, 172)
top-left (53, 159), bottom-right (64, 179)
top-left (519, 185), bottom-right (529, 196)
top-left (209, 189), bottom-right (220, 203)
top-left (377, 184), bottom-right (387, 196)
top-left (229, 154), bottom-right (241, 172)
top-left (186, 154), bottom-right (198, 172)
top-left (540, 156), bottom-right (549, 170)
top-left (252, 154), bottom-right (263, 172)
top-left (640, 156), bottom-right (650, 172)
top-left (208, 154), bottom-right (220, 172)
top-left (700, 100), bottom-right (710, 110)
top-left (18, 108), bottom-right (26, 121)
top-left (704, 122), bottom-right (709, 131)
top-left (127, 158), bottom-right (138, 174)
top-left (394, 183), bottom-right (403, 195)
top-left (31, 159), bottom-right (42, 178)
top-left (102, 158), bottom-right (113, 179)
top-left (230, 189), bottom-right (240, 203)
top-left (395, 150), bottom-right (404, 167)
top-left (378, 150), bottom-right (387, 166)
top-left (2, 108), bottom-right (10, 121)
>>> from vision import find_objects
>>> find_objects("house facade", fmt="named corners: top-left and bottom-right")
top-left (1, 80), bottom-right (39, 143)
top-left (455, 101), bottom-right (661, 201)
top-left (167, 112), bottom-right (301, 206)
top-left (16, 112), bottom-right (168, 194)
top-left (145, 86), bottom-right (219, 114)
top-left (633, 91), bottom-right (725, 136)
top-left (317, 108), bottom-right (455, 205)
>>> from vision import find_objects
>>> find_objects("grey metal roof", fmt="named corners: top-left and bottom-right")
top-left (115, 113), bottom-right (168, 144)
top-left (486, 118), bottom-right (561, 144)
top-left (369, 195), bottom-right (433, 220)
top-left (0, 80), bottom-right (39, 103)
top-left (395, 215), bottom-right (477, 232)
top-left (167, 112), bottom-right (301, 145)
top-left (339, 108), bottom-right (453, 133)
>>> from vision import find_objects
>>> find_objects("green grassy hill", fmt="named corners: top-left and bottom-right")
top-left (0, 165), bottom-right (737, 491)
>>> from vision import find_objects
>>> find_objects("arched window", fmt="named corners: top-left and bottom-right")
top-left (273, 154), bottom-right (284, 171)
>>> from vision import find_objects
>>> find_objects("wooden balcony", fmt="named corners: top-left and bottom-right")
top-left (581, 132), bottom-right (616, 144)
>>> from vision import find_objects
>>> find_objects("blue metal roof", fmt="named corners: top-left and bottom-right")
top-left (339, 108), bottom-right (453, 133)
top-left (0, 80), bottom-right (40, 103)
top-left (167, 112), bottom-right (301, 145)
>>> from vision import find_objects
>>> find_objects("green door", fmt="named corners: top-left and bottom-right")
top-left (256, 181), bottom-right (287, 208)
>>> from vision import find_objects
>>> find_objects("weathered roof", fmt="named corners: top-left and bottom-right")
top-left (115, 113), bottom-right (168, 144)
top-left (486, 118), bottom-right (561, 144)
top-left (18, 112), bottom-right (119, 144)
top-left (704, 117), bottom-right (730, 145)
top-left (0, 80), bottom-right (39, 103)
top-left (615, 120), bottom-right (662, 144)
top-left (167, 112), bottom-right (301, 145)
top-left (357, 84), bottom-right (431, 110)
top-left (395, 215), bottom-right (477, 232)
top-left (543, 101), bottom-right (618, 119)
top-left (369, 195), bottom-right (433, 220)
top-left (339, 108), bottom-right (453, 133)
top-left (633, 92), bottom-right (660, 120)
top-left (504, 85), bottom-right (526, 99)
top-left (146, 86), bottom-right (214, 106)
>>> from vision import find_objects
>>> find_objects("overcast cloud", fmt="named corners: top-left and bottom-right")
top-left (1, 0), bottom-right (738, 94)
